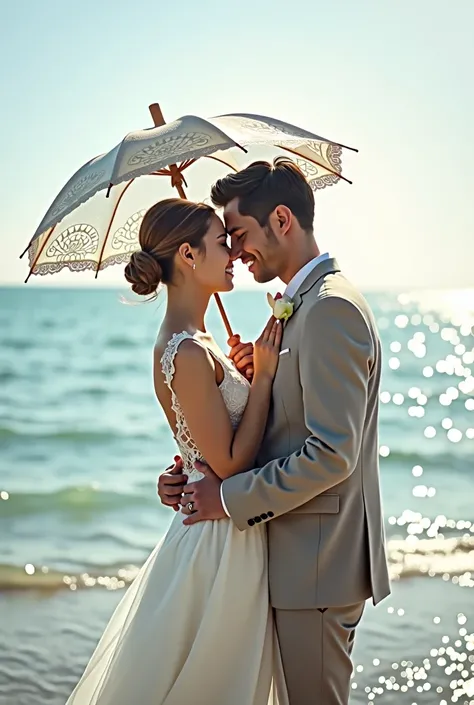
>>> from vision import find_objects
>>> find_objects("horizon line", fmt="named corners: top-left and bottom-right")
top-left (1, 282), bottom-right (474, 294)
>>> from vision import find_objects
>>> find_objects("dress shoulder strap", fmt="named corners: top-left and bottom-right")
top-left (160, 331), bottom-right (204, 390)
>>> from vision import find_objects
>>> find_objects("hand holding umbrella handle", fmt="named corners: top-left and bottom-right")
top-left (149, 103), bottom-right (233, 339)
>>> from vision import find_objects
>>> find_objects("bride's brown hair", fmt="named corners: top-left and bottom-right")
top-left (125, 198), bottom-right (215, 298)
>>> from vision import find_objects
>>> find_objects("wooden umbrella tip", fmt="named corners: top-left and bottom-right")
top-left (149, 103), bottom-right (165, 127)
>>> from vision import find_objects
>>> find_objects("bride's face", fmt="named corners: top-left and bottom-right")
top-left (193, 214), bottom-right (234, 294)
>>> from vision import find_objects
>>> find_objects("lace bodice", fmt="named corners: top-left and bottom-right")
top-left (161, 332), bottom-right (251, 482)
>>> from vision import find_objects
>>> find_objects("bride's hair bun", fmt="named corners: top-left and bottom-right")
top-left (124, 198), bottom-right (215, 299)
top-left (125, 250), bottom-right (162, 297)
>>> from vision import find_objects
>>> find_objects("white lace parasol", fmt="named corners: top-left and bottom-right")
top-left (21, 103), bottom-right (357, 335)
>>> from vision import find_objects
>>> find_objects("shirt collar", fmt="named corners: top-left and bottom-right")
top-left (284, 253), bottom-right (330, 299)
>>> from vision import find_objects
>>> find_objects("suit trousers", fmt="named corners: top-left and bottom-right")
top-left (274, 601), bottom-right (365, 705)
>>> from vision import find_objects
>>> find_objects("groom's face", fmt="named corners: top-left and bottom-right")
top-left (223, 198), bottom-right (283, 284)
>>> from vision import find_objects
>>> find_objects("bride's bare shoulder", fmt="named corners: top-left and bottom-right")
top-left (153, 332), bottom-right (214, 378)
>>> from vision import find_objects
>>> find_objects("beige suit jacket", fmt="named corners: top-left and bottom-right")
top-left (222, 258), bottom-right (391, 609)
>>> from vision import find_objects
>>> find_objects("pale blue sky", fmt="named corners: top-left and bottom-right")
top-left (1, 0), bottom-right (473, 290)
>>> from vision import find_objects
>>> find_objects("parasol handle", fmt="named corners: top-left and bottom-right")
top-left (148, 103), bottom-right (233, 338)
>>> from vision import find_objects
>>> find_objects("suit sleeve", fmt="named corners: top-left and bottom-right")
top-left (221, 296), bottom-right (374, 531)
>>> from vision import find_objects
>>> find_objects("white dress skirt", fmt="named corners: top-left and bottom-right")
top-left (65, 332), bottom-right (288, 705)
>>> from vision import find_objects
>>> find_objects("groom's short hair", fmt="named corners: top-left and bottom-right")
top-left (210, 158), bottom-right (315, 232)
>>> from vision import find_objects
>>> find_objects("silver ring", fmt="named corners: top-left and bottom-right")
top-left (186, 502), bottom-right (194, 513)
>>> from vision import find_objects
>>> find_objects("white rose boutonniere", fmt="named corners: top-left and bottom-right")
top-left (266, 292), bottom-right (294, 322)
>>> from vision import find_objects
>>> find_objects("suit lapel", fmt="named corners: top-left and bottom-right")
top-left (290, 257), bottom-right (341, 315)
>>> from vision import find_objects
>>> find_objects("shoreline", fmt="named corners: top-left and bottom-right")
top-left (1, 531), bottom-right (473, 592)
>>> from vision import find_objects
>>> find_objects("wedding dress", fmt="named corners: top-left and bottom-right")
top-left (66, 331), bottom-right (288, 705)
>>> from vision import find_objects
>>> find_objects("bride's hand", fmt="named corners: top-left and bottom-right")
top-left (227, 334), bottom-right (254, 380)
top-left (252, 317), bottom-right (282, 382)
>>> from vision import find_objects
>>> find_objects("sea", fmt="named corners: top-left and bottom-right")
top-left (0, 285), bottom-right (473, 705)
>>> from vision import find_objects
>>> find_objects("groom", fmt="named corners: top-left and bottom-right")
top-left (157, 158), bottom-right (391, 704)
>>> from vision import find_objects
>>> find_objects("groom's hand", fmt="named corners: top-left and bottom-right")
top-left (228, 334), bottom-right (254, 381)
top-left (181, 461), bottom-right (226, 525)
top-left (157, 456), bottom-right (187, 512)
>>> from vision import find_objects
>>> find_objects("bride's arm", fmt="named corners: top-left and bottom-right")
top-left (162, 319), bottom-right (281, 481)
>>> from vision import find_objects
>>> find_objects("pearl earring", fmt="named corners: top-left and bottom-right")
top-left (192, 264), bottom-right (196, 270)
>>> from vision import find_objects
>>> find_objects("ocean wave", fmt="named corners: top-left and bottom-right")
top-left (0, 486), bottom-right (153, 518)
top-left (105, 336), bottom-right (139, 349)
top-left (387, 535), bottom-right (474, 583)
top-left (0, 371), bottom-right (19, 383)
top-left (0, 424), bottom-right (468, 468)
top-left (0, 427), bottom-right (147, 442)
top-left (0, 339), bottom-right (34, 351)
top-left (0, 563), bottom-right (140, 592)
top-left (74, 386), bottom-right (110, 397)
top-left (1, 535), bottom-right (472, 593)
top-left (381, 448), bottom-right (471, 470)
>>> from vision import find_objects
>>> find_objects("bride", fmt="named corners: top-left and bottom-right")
top-left (65, 197), bottom-right (288, 704)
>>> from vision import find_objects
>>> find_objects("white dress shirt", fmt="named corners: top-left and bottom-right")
top-left (284, 252), bottom-right (330, 299)
top-left (220, 252), bottom-right (331, 516)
